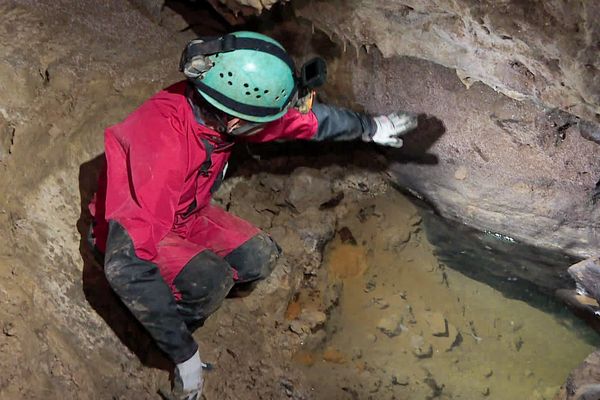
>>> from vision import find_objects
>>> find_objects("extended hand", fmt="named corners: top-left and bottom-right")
top-left (371, 112), bottom-right (418, 148)
top-left (174, 350), bottom-right (204, 400)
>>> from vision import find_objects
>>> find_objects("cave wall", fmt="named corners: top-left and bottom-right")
top-left (0, 1), bottom-right (187, 397)
top-left (250, 1), bottom-right (600, 258)
top-left (196, 0), bottom-right (600, 256)
top-left (214, 0), bottom-right (600, 124)
top-left (0, 0), bottom-right (599, 397)
top-left (325, 48), bottom-right (600, 257)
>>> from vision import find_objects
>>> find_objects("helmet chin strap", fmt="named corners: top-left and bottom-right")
top-left (194, 93), bottom-right (263, 136)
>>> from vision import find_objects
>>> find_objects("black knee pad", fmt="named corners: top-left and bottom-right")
top-left (174, 250), bottom-right (234, 324)
top-left (224, 233), bottom-right (281, 283)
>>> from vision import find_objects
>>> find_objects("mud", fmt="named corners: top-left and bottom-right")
top-left (289, 190), bottom-right (598, 400)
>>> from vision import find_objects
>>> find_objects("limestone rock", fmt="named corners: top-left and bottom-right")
top-left (296, 0), bottom-right (600, 122)
top-left (454, 166), bottom-right (468, 181)
top-left (286, 208), bottom-right (337, 251)
top-left (292, 4), bottom-right (600, 258)
top-left (298, 309), bottom-right (327, 329)
top-left (559, 350), bottom-right (600, 400)
top-left (567, 257), bottom-right (600, 301)
top-left (284, 167), bottom-right (333, 213)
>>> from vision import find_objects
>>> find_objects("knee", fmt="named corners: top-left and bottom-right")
top-left (225, 233), bottom-right (281, 282)
top-left (174, 251), bottom-right (234, 302)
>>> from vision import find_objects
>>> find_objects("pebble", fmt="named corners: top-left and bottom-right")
top-left (280, 378), bottom-right (294, 391)
top-left (299, 309), bottom-right (327, 328)
top-left (364, 280), bottom-right (376, 293)
top-left (377, 314), bottom-right (403, 337)
top-left (454, 166), bottom-right (468, 180)
top-left (412, 344), bottom-right (433, 359)
top-left (351, 347), bottom-right (363, 360)
top-left (2, 322), bottom-right (15, 337)
top-left (424, 312), bottom-right (448, 337)
top-left (409, 214), bottom-right (422, 226)
top-left (323, 347), bottom-right (346, 364)
top-left (289, 320), bottom-right (309, 335)
top-left (391, 374), bottom-right (410, 386)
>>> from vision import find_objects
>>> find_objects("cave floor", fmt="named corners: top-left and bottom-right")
top-left (289, 190), bottom-right (598, 400)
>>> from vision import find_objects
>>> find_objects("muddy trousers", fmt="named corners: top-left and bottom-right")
top-left (173, 234), bottom-right (281, 332)
top-left (99, 216), bottom-right (280, 363)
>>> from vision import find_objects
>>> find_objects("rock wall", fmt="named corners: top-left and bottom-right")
top-left (298, 0), bottom-right (600, 124)
top-left (200, 0), bottom-right (600, 255)
top-left (205, 0), bottom-right (600, 122)
top-left (353, 53), bottom-right (600, 258)
top-left (261, 16), bottom-right (600, 258)
top-left (0, 1), bottom-right (188, 397)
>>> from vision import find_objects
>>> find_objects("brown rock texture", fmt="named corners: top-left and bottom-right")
top-left (1, 0), bottom-right (599, 398)
top-left (289, 32), bottom-right (600, 257)
top-left (295, 0), bottom-right (600, 123)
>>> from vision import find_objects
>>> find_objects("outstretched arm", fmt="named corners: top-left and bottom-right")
top-left (243, 103), bottom-right (417, 147)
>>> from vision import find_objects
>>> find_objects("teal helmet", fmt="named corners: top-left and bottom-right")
top-left (180, 31), bottom-right (298, 123)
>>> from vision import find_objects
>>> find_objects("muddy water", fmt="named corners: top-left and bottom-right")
top-left (293, 190), bottom-right (598, 400)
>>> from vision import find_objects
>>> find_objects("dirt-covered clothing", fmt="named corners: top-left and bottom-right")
top-left (89, 80), bottom-right (375, 363)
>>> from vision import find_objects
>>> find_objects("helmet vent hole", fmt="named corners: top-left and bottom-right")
top-left (219, 73), bottom-right (224, 78)
top-left (245, 92), bottom-right (251, 95)
top-left (254, 88), bottom-right (259, 92)
top-left (227, 81), bottom-right (233, 86)
top-left (256, 95), bottom-right (261, 99)
top-left (280, 89), bottom-right (285, 93)
top-left (275, 96), bottom-right (280, 100)
top-left (264, 90), bottom-right (269, 94)
top-left (244, 83), bottom-right (249, 88)
top-left (228, 72), bottom-right (233, 77)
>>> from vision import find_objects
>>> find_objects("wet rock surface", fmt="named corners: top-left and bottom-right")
top-left (557, 350), bottom-right (600, 400)
top-left (290, 189), bottom-right (597, 400)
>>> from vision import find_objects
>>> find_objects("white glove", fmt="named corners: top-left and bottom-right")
top-left (174, 350), bottom-right (204, 400)
top-left (371, 112), bottom-right (418, 148)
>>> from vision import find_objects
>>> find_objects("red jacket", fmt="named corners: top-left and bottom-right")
top-left (89, 81), bottom-right (319, 261)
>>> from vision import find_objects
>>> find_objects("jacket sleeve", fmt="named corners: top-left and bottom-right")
top-left (310, 103), bottom-right (376, 141)
top-left (242, 103), bottom-right (376, 143)
top-left (102, 101), bottom-right (197, 363)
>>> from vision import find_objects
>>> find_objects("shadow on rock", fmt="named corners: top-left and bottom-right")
top-left (387, 114), bottom-right (446, 164)
top-left (77, 155), bottom-right (171, 372)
